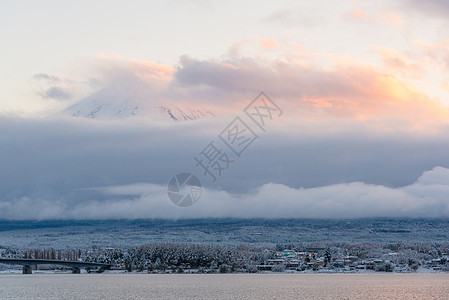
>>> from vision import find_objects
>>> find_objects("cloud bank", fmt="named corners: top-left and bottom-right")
top-left (2, 167), bottom-right (449, 220)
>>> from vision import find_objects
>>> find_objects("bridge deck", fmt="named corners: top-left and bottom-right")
top-left (0, 258), bottom-right (110, 268)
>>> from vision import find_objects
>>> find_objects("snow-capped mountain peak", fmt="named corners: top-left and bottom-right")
top-left (59, 95), bottom-right (215, 121)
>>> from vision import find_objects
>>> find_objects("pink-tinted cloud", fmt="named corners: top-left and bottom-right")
top-left (95, 55), bottom-right (175, 89)
top-left (344, 8), bottom-right (368, 21)
top-left (173, 54), bottom-right (449, 130)
top-left (344, 8), bottom-right (404, 25)
top-left (378, 12), bottom-right (404, 25)
top-left (374, 47), bottom-right (424, 79)
top-left (257, 38), bottom-right (279, 50)
top-left (415, 39), bottom-right (449, 73)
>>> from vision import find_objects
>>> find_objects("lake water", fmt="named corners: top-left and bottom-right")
top-left (1, 273), bottom-right (449, 299)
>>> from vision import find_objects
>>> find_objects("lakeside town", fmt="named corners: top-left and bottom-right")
top-left (2, 242), bottom-right (449, 274)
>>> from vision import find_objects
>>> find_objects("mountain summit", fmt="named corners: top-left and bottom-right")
top-left (59, 90), bottom-right (215, 121)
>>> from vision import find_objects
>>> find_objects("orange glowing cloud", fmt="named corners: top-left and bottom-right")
top-left (297, 64), bottom-right (449, 130)
top-left (345, 9), bottom-right (404, 26)
top-left (345, 8), bottom-right (368, 21)
top-left (379, 12), bottom-right (404, 25)
top-left (90, 49), bottom-right (449, 132)
top-left (94, 55), bottom-right (175, 91)
top-left (227, 38), bottom-right (281, 58)
top-left (441, 82), bottom-right (449, 93)
top-left (257, 38), bottom-right (279, 50)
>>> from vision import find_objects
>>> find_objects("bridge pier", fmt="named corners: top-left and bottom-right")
top-left (72, 267), bottom-right (81, 274)
top-left (23, 265), bottom-right (32, 274)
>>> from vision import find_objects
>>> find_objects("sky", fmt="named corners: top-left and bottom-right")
top-left (2, 0), bottom-right (449, 219)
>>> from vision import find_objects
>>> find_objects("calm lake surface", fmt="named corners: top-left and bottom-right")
top-left (1, 273), bottom-right (449, 299)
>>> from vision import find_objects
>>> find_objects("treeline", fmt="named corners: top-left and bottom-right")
top-left (3, 248), bottom-right (82, 261)
top-left (85, 243), bottom-right (272, 273)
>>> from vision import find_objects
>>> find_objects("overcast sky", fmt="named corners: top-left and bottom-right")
top-left (2, 0), bottom-right (449, 219)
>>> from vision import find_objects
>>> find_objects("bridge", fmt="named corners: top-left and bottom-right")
top-left (0, 258), bottom-right (111, 274)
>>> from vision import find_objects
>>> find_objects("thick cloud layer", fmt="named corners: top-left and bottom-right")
top-left (1, 113), bottom-right (449, 219)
